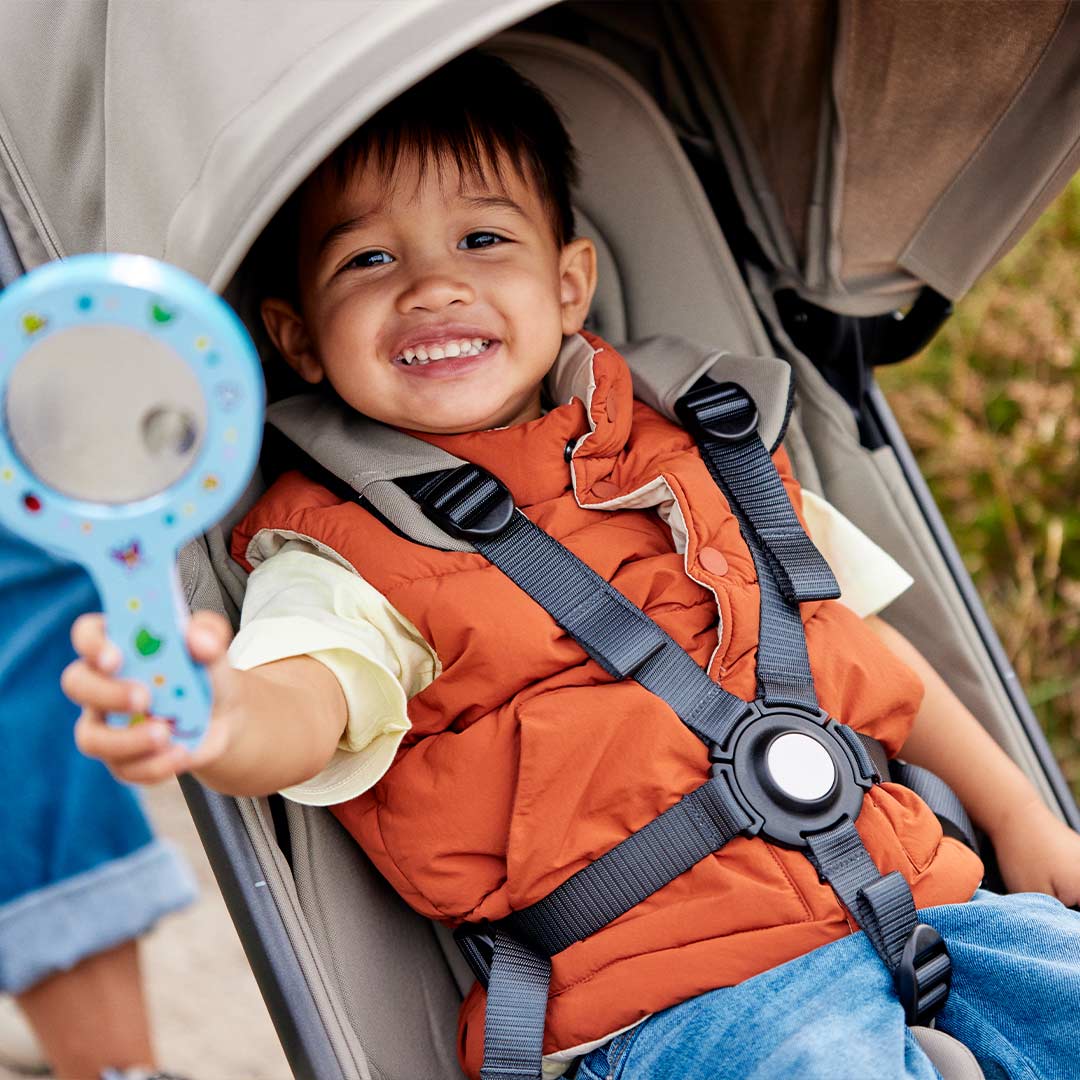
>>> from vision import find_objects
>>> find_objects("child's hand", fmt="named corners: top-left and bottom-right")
top-left (62, 610), bottom-right (237, 785)
top-left (989, 797), bottom-right (1080, 907)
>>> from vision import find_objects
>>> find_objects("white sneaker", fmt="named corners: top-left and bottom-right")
top-left (0, 996), bottom-right (49, 1075)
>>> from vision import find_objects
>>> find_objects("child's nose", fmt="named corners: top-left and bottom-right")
top-left (396, 269), bottom-right (476, 313)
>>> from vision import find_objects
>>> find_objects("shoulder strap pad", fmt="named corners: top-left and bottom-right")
top-left (621, 336), bottom-right (794, 452)
top-left (265, 335), bottom-right (795, 551)
top-left (266, 393), bottom-right (477, 552)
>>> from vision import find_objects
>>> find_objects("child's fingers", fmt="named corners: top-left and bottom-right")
top-left (61, 657), bottom-right (150, 715)
top-left (186, 610), bottom-right (233, 663)
top-left (74, 704), bottom-right (224, 784)
top-left (74, 708), bottom-right (172, 765)
top-left (70, 612), bottom-right (122, 673)
top-left (112, 744), bottom-right (193, 786)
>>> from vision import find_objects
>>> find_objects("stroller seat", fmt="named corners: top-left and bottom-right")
top-left (174, 30), bottom-right (1004, 1080)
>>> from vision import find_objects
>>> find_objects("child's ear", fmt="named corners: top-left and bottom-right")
top-left (260, 297), bottom-right (325, 384)
top-left (558, 237), bottom-right (598, 336)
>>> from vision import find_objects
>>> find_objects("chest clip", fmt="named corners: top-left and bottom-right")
top-left (709, 701), bottom-right (877, 849)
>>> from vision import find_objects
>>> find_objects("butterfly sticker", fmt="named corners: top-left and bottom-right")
top-left (110, 540), bottom-right (143, 570)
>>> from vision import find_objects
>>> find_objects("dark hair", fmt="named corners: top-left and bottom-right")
top-left (258, 51), bottom-right (577, 307)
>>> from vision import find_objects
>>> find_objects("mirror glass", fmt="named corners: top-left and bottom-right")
top-left (5, 324), bottom-right (207, 503)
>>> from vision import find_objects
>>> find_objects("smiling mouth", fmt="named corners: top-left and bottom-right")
top-left (394, 338), bottom-right (493, 366)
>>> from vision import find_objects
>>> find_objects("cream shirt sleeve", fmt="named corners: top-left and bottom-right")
top-left (800, 490), bottom-right (913, 617)
top-left (228, 541), bottom-right (439, 806)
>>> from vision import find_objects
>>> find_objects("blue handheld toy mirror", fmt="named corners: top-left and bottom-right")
top-left (0, 254), bottom-right (263, 750)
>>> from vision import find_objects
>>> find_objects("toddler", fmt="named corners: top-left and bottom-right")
top-left (64, 52), bottom-right (1080, 1080)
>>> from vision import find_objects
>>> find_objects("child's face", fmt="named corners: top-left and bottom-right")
top-left (262, 149), bottom-right (596, 433)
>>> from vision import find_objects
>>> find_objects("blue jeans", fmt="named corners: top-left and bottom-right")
top-left (575, 890), bottom-right (1080, 1080)
top-left (0, 527), bottom-right (196, 994)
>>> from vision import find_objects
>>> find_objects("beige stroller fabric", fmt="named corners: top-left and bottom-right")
top-left (2, 4), bottom-right (1076, 1078)
top-left (0, 0), bottom-right (550, 281)
top-left (688, 0), bottom-right (1080, 313)
top-left (2, 0), bottom-right (1079, 315)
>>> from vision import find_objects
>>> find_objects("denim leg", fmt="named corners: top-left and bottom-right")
top-left (923, 889), bottom-right (1080, 1080)
top-left (0, 528), bottom-right (196, 992)
top-left (574, 929), bottom-right (940, 1080)
top-left (576, 890), bottom-right (1080, 1080)
top-left (0, 839), bottom-right (197, 994)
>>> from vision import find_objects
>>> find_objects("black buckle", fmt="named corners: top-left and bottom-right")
top-left (674, 380), bottom-right (759, 444)
top-left (411, 464), bottom-right (515, 541)
top-left (896, 923), bottom-right (952, 1026)
top-left (453, 923), bottom-right (495, 988)
top-left (708, 700), bottom-right (873, 850)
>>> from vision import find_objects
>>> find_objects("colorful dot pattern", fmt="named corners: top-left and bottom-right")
top-left (0, 254), bottom-right (264, 751)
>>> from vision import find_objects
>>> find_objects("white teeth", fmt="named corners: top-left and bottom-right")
top-left (395, 338), bottom-right (491, 365)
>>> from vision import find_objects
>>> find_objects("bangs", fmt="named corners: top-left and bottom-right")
top-left (255, 51), bottom-right (577, 310)
top-left (331, 117), bottom-right (533, 210)
top-left (324, 51), bottom-right (576, 246)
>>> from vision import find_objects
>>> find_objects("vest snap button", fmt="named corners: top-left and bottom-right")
top-left (699, 546), bottom-right (729, 576)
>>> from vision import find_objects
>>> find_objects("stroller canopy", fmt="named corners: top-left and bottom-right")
top-left (1, 1), bottom-right (1079, 316)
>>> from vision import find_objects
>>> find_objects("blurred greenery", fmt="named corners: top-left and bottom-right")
top-left (878, 176), bottom-right (1080, 799)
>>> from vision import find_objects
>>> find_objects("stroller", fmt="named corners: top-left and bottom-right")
top-left (2, 2), bottom-right (1079, 1077)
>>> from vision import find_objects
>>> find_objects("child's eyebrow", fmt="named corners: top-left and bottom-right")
top-left (316, 212), bottom-right (377, 260)
top-left (462, 195), bottom-right (528, 218)
top-left (315, 195), bottom-right (528, 261)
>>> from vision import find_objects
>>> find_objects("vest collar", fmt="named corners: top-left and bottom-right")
top-left (415, 332), bottom-right (632, 509)
top-left (265, 331), bottom-right (794, 549)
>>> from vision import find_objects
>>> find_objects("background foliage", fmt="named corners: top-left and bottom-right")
top-left (878, 177), bottom-right (1080, 797)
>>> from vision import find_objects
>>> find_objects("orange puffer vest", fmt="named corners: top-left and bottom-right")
top-left (233, 335), bottom-right (983, 1077)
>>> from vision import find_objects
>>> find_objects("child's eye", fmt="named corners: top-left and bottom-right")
top-left (344, 249), bottom-right (394, 270)
top-left (458, 232), bottom-right (505, 250)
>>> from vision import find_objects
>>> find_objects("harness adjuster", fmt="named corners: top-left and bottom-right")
top-left (413, 464), bottom-right (516, 541)
top-left (453, 922), bottom-right (496, 988)
top-left (674, 380), bottom-right (759, 444)
top-left (897, 923), bottom-right (952, 1026)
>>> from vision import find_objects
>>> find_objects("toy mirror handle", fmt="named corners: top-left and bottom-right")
top-left (96, 559), bottom-right (212, 751)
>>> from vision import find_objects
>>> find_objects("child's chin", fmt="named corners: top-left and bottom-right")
top-left (403, 400), bottom-right (524, 434)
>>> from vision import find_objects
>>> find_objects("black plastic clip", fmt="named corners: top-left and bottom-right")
top-left (409, 464), bottom-right (516, 541)
top-left (453, 923), bottom-right (495, 988)
top-left (897, 923), bottom-right (952, 1026)
top-left (674, 380), bottom-right (759, 445)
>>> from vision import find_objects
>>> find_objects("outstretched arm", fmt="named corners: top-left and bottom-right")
top-left (63, 610), bottom-right (347, 796)
top-left (866, 614), bottom-right (1080, 904)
